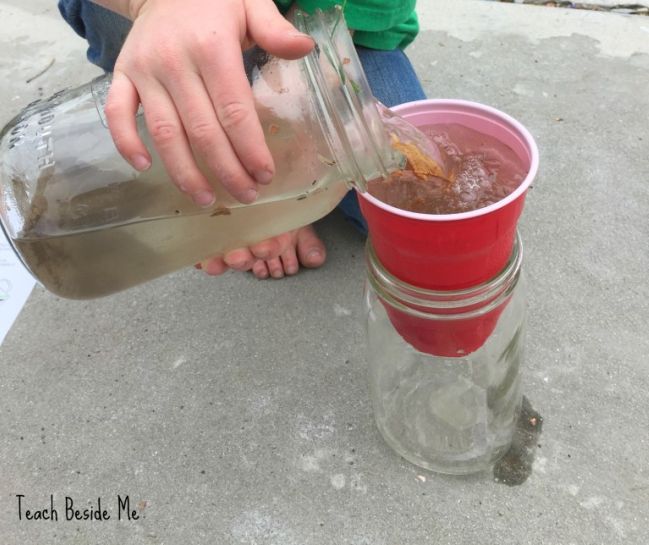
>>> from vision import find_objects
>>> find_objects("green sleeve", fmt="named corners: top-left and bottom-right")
top-left (274, 1), bottom-right (419, 50)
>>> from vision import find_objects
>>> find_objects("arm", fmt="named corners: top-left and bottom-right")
top-left (91, 0), bottom-right (314, 206)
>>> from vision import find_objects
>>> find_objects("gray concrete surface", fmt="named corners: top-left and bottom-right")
top-left (1, 1), bottom-right (648, 544)
top-left (483, 0), bottom-right (649, 11)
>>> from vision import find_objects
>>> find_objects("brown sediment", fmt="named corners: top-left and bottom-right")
top-left (210, 206), bottom-right (231, 217)
top-left (367, 169), bottom-right (452, 215)
top-left (390, 134), bottom-right (451, 182)
top-left (367, 130), bottom-right (457, 214)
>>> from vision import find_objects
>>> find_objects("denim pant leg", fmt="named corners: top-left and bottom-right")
top-left (57, 2), bottom-right (426, 234)
top-left (58, 0), bottom-right (129, 72)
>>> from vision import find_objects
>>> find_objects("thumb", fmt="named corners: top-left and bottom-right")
top-left (245, 0), bottom-right (315, 60)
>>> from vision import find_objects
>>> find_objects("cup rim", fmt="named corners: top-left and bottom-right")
top-left (357, 98), bottom-right (540, 222)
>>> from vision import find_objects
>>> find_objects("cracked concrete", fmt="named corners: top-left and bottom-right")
top-left (483, 0), bottom-right (649, 14)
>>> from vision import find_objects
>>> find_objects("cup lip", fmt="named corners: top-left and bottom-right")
top-left (357, 98), bottom-right (540, 222)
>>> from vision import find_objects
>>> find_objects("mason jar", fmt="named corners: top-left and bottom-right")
top-left (364, 233), bottom-right (526, 474)
top-left (0, 7), bottom-right (401, 299)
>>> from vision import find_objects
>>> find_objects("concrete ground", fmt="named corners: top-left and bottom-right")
top-left (484, 0), bottom-right (649, 13)
top-left (1, 1), bottom-right (648, 544)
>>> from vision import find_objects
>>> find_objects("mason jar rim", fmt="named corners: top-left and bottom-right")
top-left (293, 6), bottom-right (397, 190)
top-left (365, 232), bottom-right (523, 320)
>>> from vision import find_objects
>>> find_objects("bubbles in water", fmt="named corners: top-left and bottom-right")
top-left (369, 113), bottom-right (528, 214)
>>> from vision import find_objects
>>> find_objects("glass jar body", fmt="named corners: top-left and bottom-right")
top-left (364, 239), bottom-right (526, 474)
top-left (0, 7), bottom-right (398, 299)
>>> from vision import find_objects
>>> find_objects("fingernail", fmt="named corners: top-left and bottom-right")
top-left (290, 31), bottom-right (313, 41)
top-left (255, 169), bottom-right (273, 185)
top-left (308, 250), bottom-right (322, 260)
top-left (242, 189), bottom-right (258, 204)
top-left (286, 264), bottom-right (298, 275)
top-left (193, 191), bottom-right (216, 208)
top-left (132, 154), bottom-right (151, 171)
top-left (194, 262), bottom-right (202, 270)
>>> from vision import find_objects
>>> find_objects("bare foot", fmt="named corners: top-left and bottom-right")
top-left (198, 225), bottom-right (326, 279)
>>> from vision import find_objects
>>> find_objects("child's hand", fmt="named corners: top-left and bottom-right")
top-left (103, 0), bottom-right (314, 206)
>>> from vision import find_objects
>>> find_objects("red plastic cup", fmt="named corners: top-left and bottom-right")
top-left (366, 233), bottom-right (523, 358)
top-left (358, 99), bottom-right (539, 291)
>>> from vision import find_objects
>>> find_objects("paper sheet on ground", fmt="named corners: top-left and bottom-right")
top-left (0, 228), bottom-right (35, 345)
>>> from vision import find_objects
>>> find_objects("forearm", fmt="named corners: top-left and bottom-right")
top-left (90, 0), bottom-right (147, 20)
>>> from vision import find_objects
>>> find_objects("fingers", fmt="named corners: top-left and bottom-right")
top-left (137, 80), bottom-right (217, 207)
top-left (164, 68), bottom-right (261, 204)
top-left (106, 0), bottom-right (314, 207)
top-left (104, 71), bottom-right (151, 171)
top-left (245, 0), bottom-right (315, 59)
top-left (196, 36), bottom-right (275, 191)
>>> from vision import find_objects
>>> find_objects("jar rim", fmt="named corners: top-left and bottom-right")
top-left (292, 6), bottom-right (399, 189)
top-left (365, 232), bottom-right (523, 320)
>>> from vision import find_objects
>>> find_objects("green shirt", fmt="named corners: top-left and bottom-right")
top-left (274, 1), bottom-right (418, 50)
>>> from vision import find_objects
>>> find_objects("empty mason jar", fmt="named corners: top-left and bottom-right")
top-left (364, 233), bottom-right (526, 474)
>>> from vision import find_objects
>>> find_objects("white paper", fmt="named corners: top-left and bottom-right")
top-left (0, 228), bottom-right (35, 345)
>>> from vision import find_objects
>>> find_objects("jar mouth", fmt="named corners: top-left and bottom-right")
top-left (365, 232), bottom-right (523, 320)
top-left (292, 7), bottom-right (401, 189)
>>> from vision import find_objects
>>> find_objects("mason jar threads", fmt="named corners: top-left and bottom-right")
top-left (364, 233), bottom-right (526, 474)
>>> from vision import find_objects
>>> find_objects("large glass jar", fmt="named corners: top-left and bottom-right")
top-left (0, 7), bottom-right (401, 299)
top-left (364, 234), bottom-right (526, 474)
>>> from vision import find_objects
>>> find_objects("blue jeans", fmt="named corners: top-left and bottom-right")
top-left (58, 0), bottom-right (426, 233)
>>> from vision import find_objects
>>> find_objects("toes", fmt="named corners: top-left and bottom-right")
top-left (249, 232), bottom-right (293, 260)
top-left (280, 247), bottom-right (299, 275)
top-left (266, 257), bottom-right (285, 279)
top-left (252, 259), bottom-right (270, 279)
top-left (199, 227), bottom-right (322, 281)
top-left (249, 238), bottom-right (278, 260)
top-left (224, 248), bottom-right (254, 271)
top-left (296, 225), bottom-right (326, 268)
top-left (203, 257), bottom-right (229, 276)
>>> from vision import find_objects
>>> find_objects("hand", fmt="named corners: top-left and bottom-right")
top-left (103, 0), bottom-right (314, 206)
